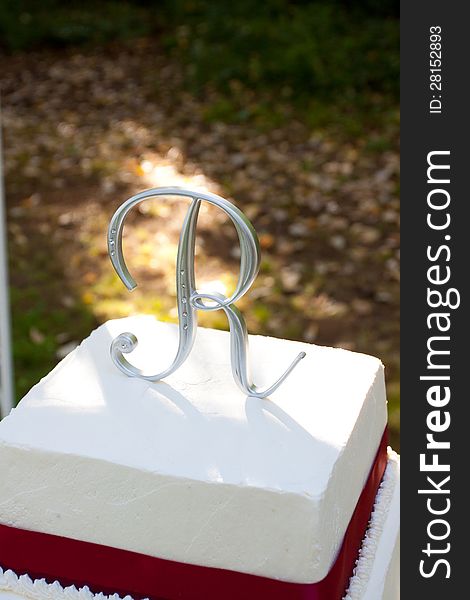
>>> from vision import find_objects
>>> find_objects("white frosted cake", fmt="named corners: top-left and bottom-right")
top-left (0, 316), bottom-right (399, 599)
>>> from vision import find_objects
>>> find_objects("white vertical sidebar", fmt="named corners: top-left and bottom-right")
top-left (0, 106), bottom-right (15, 417)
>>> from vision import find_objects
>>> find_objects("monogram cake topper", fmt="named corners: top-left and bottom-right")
top-left (108, 187), bottom-right (305, 397)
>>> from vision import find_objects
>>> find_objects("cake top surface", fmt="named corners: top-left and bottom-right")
top-left (0, 316), bottom-right (385, 497)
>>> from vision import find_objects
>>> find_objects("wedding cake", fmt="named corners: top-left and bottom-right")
top-left (0, 316), bottom-right (399, 599)
top-left (0, 186), bottom-right (399, 599)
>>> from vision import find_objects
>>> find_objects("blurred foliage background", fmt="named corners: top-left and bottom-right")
top-left (0, 0), bottom-right (399, 447)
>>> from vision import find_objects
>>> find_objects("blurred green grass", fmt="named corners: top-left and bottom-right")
top-left (1, 0), bottom-right (399, 141)
top-left (1, 0), bottom-right (398, 127)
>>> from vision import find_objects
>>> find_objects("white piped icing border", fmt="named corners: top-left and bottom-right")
top-left (1, 451), bottom-right (399, 600)
top-left (0, 569), bottom-right (144, 600)
top-left (343, 448), bottom-right (400, 600)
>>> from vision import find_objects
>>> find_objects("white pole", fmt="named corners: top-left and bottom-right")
top-left (0, 104), bottom-right (15, 417)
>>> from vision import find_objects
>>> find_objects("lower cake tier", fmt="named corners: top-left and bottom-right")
top-left (0, 451), bottom-right (399, 600)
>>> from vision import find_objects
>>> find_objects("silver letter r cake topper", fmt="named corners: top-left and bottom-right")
top-left (108, 187), bottom-right (305, 397)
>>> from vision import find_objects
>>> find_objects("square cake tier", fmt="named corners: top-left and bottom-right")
top-left (0, 453), bottom-right (400, 600)
top-left (0, 316), bottom-right (387, 584)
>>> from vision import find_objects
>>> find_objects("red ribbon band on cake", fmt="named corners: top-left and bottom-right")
top-left (0, 429), bottom-right (388, 600)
